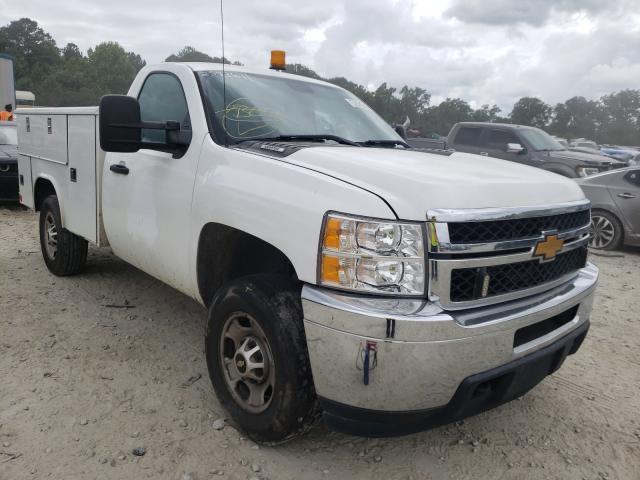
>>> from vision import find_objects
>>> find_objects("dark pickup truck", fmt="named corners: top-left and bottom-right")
top-left (407, 122), bottom-right (625, 178)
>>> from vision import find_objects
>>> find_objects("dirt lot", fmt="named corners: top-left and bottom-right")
top-left (1, 204), bottom-right (639, 480)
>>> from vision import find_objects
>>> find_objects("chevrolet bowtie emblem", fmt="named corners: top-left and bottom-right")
top-left (533, 233), bottom-right (564, 262)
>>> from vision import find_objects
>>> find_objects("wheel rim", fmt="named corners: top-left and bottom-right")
top-left (219, 312), bottom-right (275, 413)
top-left (589, 215), bottom-right (615, 249)
top-left (44, 211), bottom-right (58, 259)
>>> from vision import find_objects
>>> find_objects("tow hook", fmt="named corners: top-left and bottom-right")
top-left (356, 340), bottom-right (378, 386)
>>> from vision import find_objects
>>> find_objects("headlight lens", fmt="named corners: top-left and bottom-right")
top-left (319, 213), bottom-right (425, 295)
top-left (576, 166), bottom-right (600, 177)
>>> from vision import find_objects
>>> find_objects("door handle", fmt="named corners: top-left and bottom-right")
top-left (480, 152), bottom-right (488, 156)
top-left (617, 192), bottom-right (636, 199)
top-left (110, 163), bottom-right (129, 175)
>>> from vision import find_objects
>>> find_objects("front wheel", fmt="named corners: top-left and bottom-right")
top-left (39, 195), bottom-right (88, 275)
top-left (205, 275), bottom-right (317, 443)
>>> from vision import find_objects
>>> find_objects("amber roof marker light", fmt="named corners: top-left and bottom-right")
top-left (270, 50), bottom-right (286, 71)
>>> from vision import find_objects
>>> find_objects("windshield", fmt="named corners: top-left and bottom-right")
top-left (0, 125), bottom-right (17, 145)
top-left (519, 128), bottom-right (565, 151)
top-left (197, 71), bottom-right (402, 144)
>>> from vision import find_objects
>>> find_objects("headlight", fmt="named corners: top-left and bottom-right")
top-left (576, 166), bottom-right (600, 177)
top-left (318, 213), bottom-right (425, 296)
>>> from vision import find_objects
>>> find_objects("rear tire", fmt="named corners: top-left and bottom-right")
top-left (589, 209), bottom-right (623, 250)
top-left (39, 195), bottom-right (88, 275)
top-left (205, 274), bottom-right (317, 443)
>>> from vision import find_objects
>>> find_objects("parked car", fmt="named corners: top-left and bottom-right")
top-left (570, 139), bottom-right (599, 150)
top-left (17, 60), bottom-right (598, 440)
top-left (409, 122), bottom-right (624, 178)
top-left (552, 136), bottom-right (569, 148)
top-left (577, 168), bottom-right (640, 249)
top-left (0, 121), bottom-right (18, 201)
top-left (600, 146), bottom-right (639, 166)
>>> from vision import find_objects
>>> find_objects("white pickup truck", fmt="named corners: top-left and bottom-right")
top-left (17, 61), bottom-right (598, 441)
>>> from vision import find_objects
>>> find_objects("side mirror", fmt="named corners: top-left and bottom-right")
top-left (99, 95), bottom-right (191, 154)
top-left (506, 143), bottom-right (525, 154)
top-left (99, 95), bottom-right (142, 153)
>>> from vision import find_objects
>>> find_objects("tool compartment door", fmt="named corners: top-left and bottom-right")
top-left (19, 114), bottom-right (68, 164)
top-left (66, 114), bottom-right (98, 243)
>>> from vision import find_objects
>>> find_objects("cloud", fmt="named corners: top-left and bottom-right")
top-left (445, 0), bottom-right (616, 26)
top-left (0, 0), bottom-right (639, 112)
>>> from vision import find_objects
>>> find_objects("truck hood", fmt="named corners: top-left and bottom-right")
top-left (285, 146), bottom-right (586, 220)
top-left (544, 149), bottom-right (624, 166)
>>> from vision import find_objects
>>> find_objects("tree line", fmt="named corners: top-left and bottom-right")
top-left (1, 18), bottom-right (638, 145)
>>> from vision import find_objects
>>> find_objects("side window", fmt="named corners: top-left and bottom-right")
top-left (138, 73), bottom-right (191, 144)
top-left (624, 170), bottom-right (640, 187)
top-left (487, 129), bottom-right (520, 149)
top-left (453, 127), bottom-right (483, 147)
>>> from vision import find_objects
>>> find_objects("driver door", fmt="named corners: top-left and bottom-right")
top-left (102, 72), bottom-right (198, 294)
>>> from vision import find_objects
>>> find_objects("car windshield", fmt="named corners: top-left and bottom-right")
top-left (519, 128), bottom-right (565, 151)
top-left (0, 124), bottom-right (17, 145)
top-left (197, 71), bottom-right (403, 144)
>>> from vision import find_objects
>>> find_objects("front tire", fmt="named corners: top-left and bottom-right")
top-left (39, 195), bottom-right (88, 275)
top-left (205, 275), bottom-right (317, 443)
top-left (589, 210), bottom-right (623, 250)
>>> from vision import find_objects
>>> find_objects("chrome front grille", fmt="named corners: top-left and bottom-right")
top-left (448, 209), bottom-right (591, 244)
top-left (450, 246), bottom-right (588, 302)
top-left (427, 200), bottom-right (592, 309)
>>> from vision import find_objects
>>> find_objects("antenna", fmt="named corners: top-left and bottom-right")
top-left (220, 0), bottom-right (228, 147)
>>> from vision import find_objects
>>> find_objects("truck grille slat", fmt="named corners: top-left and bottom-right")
top-left (448, 210), bottom-right (590, 244)
top-left (450, 246), bottom-right (588, 302)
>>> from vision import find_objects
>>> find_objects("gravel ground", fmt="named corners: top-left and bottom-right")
top-left (1, 204), bottom-right (639, 480)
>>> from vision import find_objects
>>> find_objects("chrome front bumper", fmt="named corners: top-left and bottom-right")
top-left (302, 263), bottom-right (598, 413)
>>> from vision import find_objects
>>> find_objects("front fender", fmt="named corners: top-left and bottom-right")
top-left (189, 137), bottom-right (395, 299)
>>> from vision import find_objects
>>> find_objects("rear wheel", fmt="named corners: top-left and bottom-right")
top-left (589, 210), bottom-right (623, 250)
top-left (39, 195), bottom-right (88, 275)
top-left (205, 275), bottom-right (317, 443)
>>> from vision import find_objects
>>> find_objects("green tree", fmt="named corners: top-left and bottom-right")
top-left (599, 90), bottom-right (640, 144)
top-left (549, 96), bottom-right (602, 141)
top-left (87, 42), bottom-right (146, 96)
top-left (509, 97), bottom-right (552, 128)
top-left (399, 86), bottom-right (430, 126)
top-left (287, 63), bottom-right (322, 79)
top-left (38, 43), bottom-right (96, 106)
top-left (0, 18), bottom-right (60, 93)
top-left (166, 46), bottom-right (242, 65)
top-left (423, 98), bottom-right (474, 135)
top-left (472, 104), bottom-right (501, 122)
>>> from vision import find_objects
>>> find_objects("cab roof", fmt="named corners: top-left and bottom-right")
top-left (166, 62), bottom-right (338, 89)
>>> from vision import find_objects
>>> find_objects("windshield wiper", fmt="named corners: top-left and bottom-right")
top-left (239, 134), bottom-right (361, 147)
top-left (361, 139), bottom-right (410, 148)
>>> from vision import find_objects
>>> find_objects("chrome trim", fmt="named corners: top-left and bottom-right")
top-left (429, 224), bottom-right (591, 254)
top-left (301, 264), bottom-right (598, 411)
top-left (429, 236), bottom-right (589, 310)
top-left (426, 199), bottom-right (591, 223)
top-left (425, 200), bottom-right (591, 309)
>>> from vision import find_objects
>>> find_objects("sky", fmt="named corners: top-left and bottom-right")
top-left (2, 0), bottom-right (640, 112)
